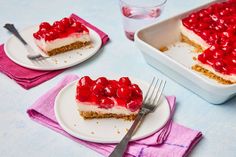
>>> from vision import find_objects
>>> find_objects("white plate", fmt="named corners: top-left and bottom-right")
top-left (4, 25), bottom-right (102, 70)
top-left (54, 77), bottom-right (170, 143)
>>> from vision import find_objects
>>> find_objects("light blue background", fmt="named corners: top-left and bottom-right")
top-left (1, 0), bottom-right (236, 157)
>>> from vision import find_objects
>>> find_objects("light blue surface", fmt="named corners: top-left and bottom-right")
top-left (0, 0), bottom-right (236, 157)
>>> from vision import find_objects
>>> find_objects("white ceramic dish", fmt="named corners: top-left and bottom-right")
top-left (134, 0), bottom-right (236, 104)
top-left (54, 77), bottom-right (170, 143)
top-left (4, 26), bottom-right (102, 71)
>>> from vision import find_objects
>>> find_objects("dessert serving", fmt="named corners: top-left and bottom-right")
top-left (75, 76), bottom-right (143, 120)
top-left (181, 0), bottom-right (236, 84)
top-left (33, 17), bottom-right (91, 56)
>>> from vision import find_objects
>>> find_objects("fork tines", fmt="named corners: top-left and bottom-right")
top-left (143, 77), bottom-right (166, 112)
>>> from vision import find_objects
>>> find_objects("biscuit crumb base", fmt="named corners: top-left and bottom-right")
top-left (181, 33), bottom-right (203, 53)
top-left (79, 111), bottom-right (137, 121)
top-left (192, 64), bottom-right (234, 85)
top-left (46, 41), bottom-right (91, 56)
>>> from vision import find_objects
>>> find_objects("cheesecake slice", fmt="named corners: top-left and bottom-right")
top-left (75, 76), bottom-right (143, 120)
top-left (33, 17), bottom-right (91, 56)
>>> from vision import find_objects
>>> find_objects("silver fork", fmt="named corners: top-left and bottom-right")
top-left (3, 23), bottom-right (48, 61)
top-left (109, 77), bottom-right (166, 157)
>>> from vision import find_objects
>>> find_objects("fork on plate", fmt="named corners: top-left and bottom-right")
top-left (3, 23), bottom-right (48, 61)
top-left (109, 77), bottom-right (166, 157)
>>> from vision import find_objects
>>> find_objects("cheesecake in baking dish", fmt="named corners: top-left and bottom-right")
top-left (181, 0), bottom-right (236, 84)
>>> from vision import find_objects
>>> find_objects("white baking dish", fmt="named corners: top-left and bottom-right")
top-left (134, 0), bottom-right (236, 104)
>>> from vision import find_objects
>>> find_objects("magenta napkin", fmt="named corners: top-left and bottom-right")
top-left (27, 75), bottom-right (203, 157)
top-left (0, 14), bottom-right (109, 89)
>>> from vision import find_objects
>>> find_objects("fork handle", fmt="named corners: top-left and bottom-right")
top-left (4, 23), bottom-right (28, 45)
top-left (109, 111), bottom-right (146, 157)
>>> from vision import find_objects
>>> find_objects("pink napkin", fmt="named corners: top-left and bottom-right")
top-left (27, 75), bottom-right (203, 157)
top-left (0, 14), bottom-right (109, 89)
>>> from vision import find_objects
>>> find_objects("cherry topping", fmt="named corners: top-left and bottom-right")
top-left (92, 84), bottom-right (105, 96)
top-left (78, 76), bottom-right (93, 87)
top-left (119, 77), bottom-right (131, 86)
top-left (95, 77), bottom-right (108, 86)
top-left (39, 22), bottom-right (51, 30)
top-left (34, 17), bottom-right (89, 41)
top-left (130, 84), bottom-right (142, 97)
top-left (60, 17), bottom-right (70, 27)
top-left (76, 86), bottom-right (91, 102)
top-left (117, 86), bottom-right (132, 100)
top-left (72, 22), bottom-right (82, 31)
top-left (127, 100), bottom-right (141, 112)
top-left (76, 76), bottom-right (143, 110)
top-left (104, 85), bottom-right (116, 97)
top-left (54, 22), bottom-right (65, 32)
top-left (99, 98), bottom-right (114, 109)
top-left (33, 32), bottom-right (40, 39)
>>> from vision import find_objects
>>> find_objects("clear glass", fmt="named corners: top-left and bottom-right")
top-left (119, 0), bottom-right (167, 40)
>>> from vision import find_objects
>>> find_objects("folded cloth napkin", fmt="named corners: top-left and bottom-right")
top-left (0, 14), bottom-right (109, 89)
top-left (27, 75), bottom-right (203, 157)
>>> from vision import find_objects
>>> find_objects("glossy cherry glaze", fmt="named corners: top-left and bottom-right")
top-left (182, 1), bottom-right (236, 75)
top-left (76, 76), bottom-right (143, 112)
top-left (33, 17), bottom-right (89, 41)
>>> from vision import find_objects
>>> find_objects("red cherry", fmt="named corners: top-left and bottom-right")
top-left (127, 100), bottom-right (140, 112)
top-left (119, 77), bottom-right (131, 86)
top-left (48, 30), bottom-right (58, 39)
top-left (232, 49), bottom-right (236, 57)
top-left (69, 17), bottom-right (75, 25)
top-left (211, 14), bottom-right (219, 22)
top-left (95, 77), bottom-right (108, 86)
top-left (76, 86), bottom-right (91, 102)
top-left (99, 98), bottom-right (114, 109)
top-left (130, 84), bottom-right (142, 97)
top-left (55, 23), bottom-right (65, 32)
top-left (44, 33), bottom-right (53, 41)
top-left (72, 22), bottom-right (82, 31)
top-left (221, 45), bottom-right (232, 53)
top-left (200, 30), bottom-right (211, 39)
top-left (190, 13), bottom-right (198, 19)
top-left (213, 50), bottom-right (224, 59)
top-left (81, 25), bottom-right (89, 33)
top-left (78, 76), bottom-right (93, 87)
top-left (203, 17), bottom-right (212, 23)
top-left (40, 27), bottom-right (47, 33)
top-left (219, 9), bottom-right (230, 16)
top-left (115, 98), bottom-right (127, 107)
top-left (117, 86), bottom-right (132, 100)
top-left (104, 85), bottom-right (116, 97)
top-left (60, 17), bottom-right (70, 27)
top-left (37, 31), bottom-right (45, 39)
top-left (198, 53), bottom-right (208, 63)
top-left (92, 84), bottom-right (104, 96)
top-left (33, 32), bottom-right (40, 39)
top-left (39, 22), bottom-right (51, 30)
top-left (109, 80), bottom-right (119, 87)
top-left (230, 58), bottom-right (236, 65)
top-left (219, 39), bottom-right (230, 47)
top-left (198, 23), bottom-right (208, 29)
top-left (89, 93), bottom-right (100, 104)
top-left (52, 21), bottom-right (60, 27)
top-left (213, 60), bottom-right (225, 72)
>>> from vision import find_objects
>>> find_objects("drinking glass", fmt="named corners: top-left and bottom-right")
top-left (119, 0), bottom-right (167, 40)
